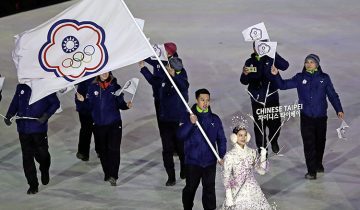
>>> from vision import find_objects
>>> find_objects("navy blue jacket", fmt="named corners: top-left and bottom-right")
top-left (240, 53), bottom-right (289, 103)
top-left (87, 77), bottom-right (129, 126)
top-left (140, 57), bottom-right (167, 102)
top-left (158, 68), bottom-right (189, 122)
top-left (273, 66), bottom-right (343, 118)
top-left (75, 78), bottom-right (93, 114)
top-left (177, 104), bottom-right (227, 168)
top-left (6, 84), bottom-right (60, 134)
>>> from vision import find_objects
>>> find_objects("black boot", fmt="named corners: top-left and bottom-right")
top-left (41, 170), bottom-right (49, 185)
top-left (316, 165), bottom-right (324, 173)
top-left (271, 142), bottom-right (280, 154)
top-left (76, 152), bottom-right (89, 161)
top-left (27, 186), bottom-right (39, 195)
top-left (165, 169), bottom-right (176, 186)
top-left (305, 173), bottom-right (317, 180)
top-left (108, 177), bottom-right (117, 186)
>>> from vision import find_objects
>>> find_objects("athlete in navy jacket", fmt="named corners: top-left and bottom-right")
top-left (77, 72), bottom-right (132, 186)
top-left (4, 84), bottom-right (60, 194)
top-left (271, 54), bottom-right (344, 180)
top-left (178, 88), bottom-right (226, 210)
top-left (240, 45), bottom-right (289, 154)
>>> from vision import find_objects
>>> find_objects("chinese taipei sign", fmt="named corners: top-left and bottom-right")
top-left (38, 19), bottom-right (108, 81)
top-left (13, 0), bottom-right (154, 104)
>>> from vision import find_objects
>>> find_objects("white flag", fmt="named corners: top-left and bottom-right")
top-left (254, 41), bottom-right (277, 58)
top-left (12, 0), bottom-right (154, 104)
top-left (114, 78), bottom-right (139, 96)
top-left (336, 120), bottom-right (349, 140)
top-left (150, 44), bottom-right (168, 61)
top-left (242, 22), bottom-right (270, 42)
top-left (0, 77), bottom-right (4, 91)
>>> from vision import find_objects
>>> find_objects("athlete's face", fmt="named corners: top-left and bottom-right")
top-left (100, 72), bottom-right (110, 81)
top-left (196, 94), bottom-right (210, 111)
top-left (305, 59), bottom-right (317, 70)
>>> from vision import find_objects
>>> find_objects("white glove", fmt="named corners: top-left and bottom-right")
top-left (259, 147), bottom-right (267, 173)
top-left (225, 189), bottom-right (234, 207)
top-left (260, 147), bottom-right (267, 162)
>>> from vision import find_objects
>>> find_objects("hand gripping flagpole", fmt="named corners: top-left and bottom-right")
top-left (121, 1), bottom-right (221, 161)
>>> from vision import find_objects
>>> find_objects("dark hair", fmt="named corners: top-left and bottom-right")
top-left (195, 88), bottom-right (210, 99)
top-left (232, 126), bottom-right (246, 135)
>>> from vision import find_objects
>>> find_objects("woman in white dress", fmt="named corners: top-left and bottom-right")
top-left (221, 126), bottom-right (272, 210)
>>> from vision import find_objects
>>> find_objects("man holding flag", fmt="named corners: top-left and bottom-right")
top-left (11, 0), bottom-right (224, 192)
top-left (4, 84), bottom-right (60, 194)
top-left (240, 40), bottom-right (289, 154)
top-left (178, 88), bottom-right (227, 210)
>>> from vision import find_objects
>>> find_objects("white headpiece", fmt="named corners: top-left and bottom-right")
top-left (230, 115), bottom-right (251, 144)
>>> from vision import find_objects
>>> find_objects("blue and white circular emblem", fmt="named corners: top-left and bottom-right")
top-left (62, 36), bottom-right (80, 53)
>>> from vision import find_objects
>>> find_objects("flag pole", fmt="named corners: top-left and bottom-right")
top-left (121, 0), bottom-right (221, 161)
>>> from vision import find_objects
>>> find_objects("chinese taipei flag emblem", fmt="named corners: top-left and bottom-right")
top-left (38, 19), bottom-right (108, 82)
top-left (13, 0), bottom-right (154, 104)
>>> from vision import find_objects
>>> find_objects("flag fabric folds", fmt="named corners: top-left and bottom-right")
top-left (12, 0), bottom-right (154, 104)
top-left (242, 22), bottom-right (270, 42)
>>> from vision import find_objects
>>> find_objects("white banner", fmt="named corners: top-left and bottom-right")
top-left (254, 41), bottom-right (277, 58)
top-left (12, 0), bottom-right (154, 104)
top-left (150, 44), bottom-right (168, 61)
top-left (242, 22), bottom-right (270, 42)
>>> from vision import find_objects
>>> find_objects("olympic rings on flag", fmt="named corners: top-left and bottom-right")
top-left (73, 51), bottom-right (84, 62)
top-left (84, 45), bottom-right (95, 56)
top-left (72, 60), bottom-right (82, 68)
top-left (62, 58), bottom-right (73, 68)
top-left (61, 45), bottom-right (96, 68)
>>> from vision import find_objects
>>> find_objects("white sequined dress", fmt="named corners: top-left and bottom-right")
top-left (220, 144), bottom-right (272, 210)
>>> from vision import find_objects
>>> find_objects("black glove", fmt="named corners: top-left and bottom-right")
top-left (37, 113), bottom-right (49, 124)
top-left (4, 115), bottom-right (12, 126)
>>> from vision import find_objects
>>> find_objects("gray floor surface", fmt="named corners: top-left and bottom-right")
top-left (0, 0), bottom-right (359, 209)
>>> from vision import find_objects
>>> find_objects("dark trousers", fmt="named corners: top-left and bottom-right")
top-left (19, 133), bottom-right (51, 188)
top-left (94, 121), bottom-right (122, 180)
top-left (182, 164), bottom-right (217, 210)
top-left (300, 114), bottom-right (327, 175)
top-left (154, 100), bottom-right (161, 128)
top-left (77, 112), bottom-right (96, 157)
top-left (251, 100), bottom-right (282, 150)
top-left (156, 101), bottom-right (179, 155)
top-left (158, 120), bottom-right (185, 179)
